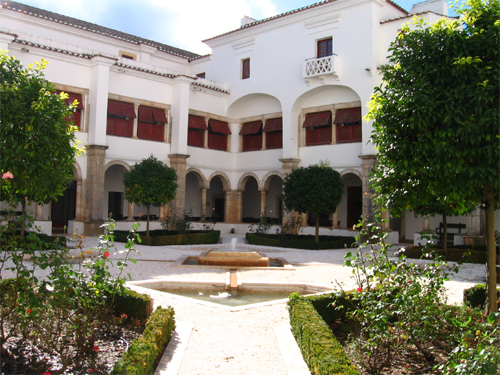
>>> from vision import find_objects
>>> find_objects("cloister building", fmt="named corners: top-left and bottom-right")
top-left (1, 0), bottom-right (496, 241)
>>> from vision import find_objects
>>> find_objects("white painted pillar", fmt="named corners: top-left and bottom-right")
top-left (170, 76), bottom-right (194, 155)
top-left (88, 56), bottom-right (113, 146)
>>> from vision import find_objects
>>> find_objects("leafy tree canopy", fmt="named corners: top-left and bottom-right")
top-left (367, 0), bottom-right (499, 216)
top-left (283, 161), bottom-right (344, 242)
top-left (0, 50), bottom-right (82, 206)
top-left (123, 155), bottom-right (178, 209)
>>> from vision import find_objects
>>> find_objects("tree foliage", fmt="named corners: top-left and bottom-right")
top-left (283, 162), bottom-right (344, 242)
top-left (123, 155), bottom-right (178, 236)
top-left (367, 0), bottom-right (500, 312)
top-left (0, 50), bottom-right (82, 234)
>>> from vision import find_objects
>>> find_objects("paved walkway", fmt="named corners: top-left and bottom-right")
top-left (6, 233), bottom-right (488, 375)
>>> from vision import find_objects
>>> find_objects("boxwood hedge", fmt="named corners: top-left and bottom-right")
top-left (246, 233), bottom-right (356, 250)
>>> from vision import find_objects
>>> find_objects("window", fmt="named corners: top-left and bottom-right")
top-left (58, 91), bottom-right (84, 129)
top-left (242, 58), bottom-right (250, 79)
top-left (240, 121), bottom-right (262, 151)
top-left (120, 51), bottom-right (136, 60)
top-left (188, 115), bottom-right (207, 148)
top-left (208, 119), bottom-right (231, 151)
top-left (317, 38), bottom-right (333, 58)
top-left (196, 72), bottom-right (206, 79)
top-left (263, 118), bottom-right (282, 149)
top-left (106, 100), bottom-right (136, 137)
top-left (303, 111), bottom-right (332, 146)
top-left (137, 106), bottom-right (167, 142)
top-left (334, 107), bottom-right (362, 143)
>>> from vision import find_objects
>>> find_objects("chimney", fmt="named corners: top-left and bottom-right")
top-left (241, 16), bottom-right (257, 27)
top-left (410, 0), bottom-right (448, 16)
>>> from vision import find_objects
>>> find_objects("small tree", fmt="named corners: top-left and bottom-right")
top-left (123, 155), bottom-right (178, 237)
top-left (367, 0), bottom-right (499, 312)
top-left (0, 51), bottom-right (82, 235)
top-left (283, 162), bottom-right (344, 243)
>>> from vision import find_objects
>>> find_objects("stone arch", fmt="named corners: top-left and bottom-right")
top-left (208, 171), bottom-right (231, 191)
top-left (237, 172), bottom-right (261, 191)
top-left (105, 160), bottom-right (131, 172)
top-left (227, 93), bottom-right (283, 119)
top-left (186, 167), bottom-right (207, 188)
top-left (263, 171), bottom-right (283, 191)
top-left (340, 168), bottom-right (362, 179)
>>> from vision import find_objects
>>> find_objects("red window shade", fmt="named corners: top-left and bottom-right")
top-left (263, 118), bottom-right (282, 132)
top-left (337, 124), bottom-right (362, 143)
top-left (208, 133), bottom-right (227, 151)
top-left (65, 93), bottom-right (84, 109)
top-left (209, 119), bottom-right (231, 134)
top-left (242, 58), bottom-right (250, 79)
top-left (108, 100), bottom-right (136, 118)
top-left (138, 122), bottom-right (164, 141)
top-left (266, 131), bottom-right (282, 149)
top-left (242, 135), bottom-right (262, 151)
top-left (188, 115), bottom-right (208, 130)
top-left (67, 110), bottom-right (81, 129)
top-left (188, 129), bottom-right (205, 147)
top-left (107, 117), bottom-right (133, 137)
top-left (333, 107), bottom-right (361, 124)
top-left (152, 108), bottom-right (168, 123)
top-left (306, 127), bottom-right (332, 146)
top-left (239, 121), bottom-right (262, 135)
top-left (138, 106), bottom-right (153, 123)
top-left (303, 111), bottom-right (331, 128)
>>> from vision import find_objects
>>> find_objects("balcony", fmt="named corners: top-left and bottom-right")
top-left (303, 55), bottom-right (339, 84)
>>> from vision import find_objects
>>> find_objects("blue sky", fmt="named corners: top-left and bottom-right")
top-left (14, 0), bottom-right (458, 55)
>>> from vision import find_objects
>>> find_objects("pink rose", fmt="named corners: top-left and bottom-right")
top-left (356, 287), bottom-right (362, 292)
top-left (2, 171), bottom-right (13, 179)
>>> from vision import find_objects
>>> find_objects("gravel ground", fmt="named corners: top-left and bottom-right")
top-left (3, 234), bottom-right (488, 375)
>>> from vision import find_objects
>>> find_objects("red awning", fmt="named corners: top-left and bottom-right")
top-left (303, 111), bottom-right (331, 128)
top-left (333, 107), bottom-right (361, 124)
top-left (138, 106), bottom-right (153, 123)
top-left (108, 100), bottom-right (136, 118)
top-left (188, 115), bottom-right (208, 130)
top-left (263, 118), bottom-right (282, 132)
top-left (239, 121), bottom-right (262, 135)
top-left (209, 119), bottom-right (231, 134)
top-left (152, 108), bottom-right (168, 123)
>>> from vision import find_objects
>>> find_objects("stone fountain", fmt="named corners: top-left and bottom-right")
top-left (197, 237), bottom-right (270, 267)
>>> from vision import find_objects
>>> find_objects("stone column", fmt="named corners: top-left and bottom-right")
top-left (381, 208), bottom-right (390, 230)
top-left (74, 178), bottom-right (84, 221)
top-left (423, 216), bottom-right (430, 231)
top-left (260, 190), bottom-right (267, 216)
top-left (280, 158), bottom-right (302, 231)
top-left (234, 191), bottom-right (243, 223)
top-left (127, 202), bottom-right (135, 221)
top-left (133, 103), bottom-right (139, 139)
top-left (201, 188), bottom-right (207, 219)
top-left (168, 154), bottom-right (190, 215)
top-left (224, 190), bottom-right (234, 223)
top-left (359, 155), bottom-right (377, 223)
top-left (35, 204), bottom-right (43, 220)
top-left (84, 145), bottom-right (108, 235)
top-left (331, 210), bottom-right (339, 229)
top-left (466, 207), bottom-right (483, 236)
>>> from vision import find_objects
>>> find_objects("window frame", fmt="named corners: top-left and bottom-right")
top-left (317, 38), bottom-right (333, 58)
top-left (242, 58), bottom-right (250, 79)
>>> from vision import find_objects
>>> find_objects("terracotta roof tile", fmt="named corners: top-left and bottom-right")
top-left (2, 1), bottom-right (201, 60)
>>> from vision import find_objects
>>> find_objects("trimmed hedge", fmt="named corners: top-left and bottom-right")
top-left (288, 294), bottom-right (359, 375)
top-left (463, 284), bottom-right (500, 310)
top-left (111, 305), bottom-right (176, 375)
top-left (113, 230), bottom-right (220, 246)
top-left (246, 233), bottom-right (356, 250)
top-left (401, 245), bottom-right (499, 265)
top-left (110, 288), bottom-right (154, 323)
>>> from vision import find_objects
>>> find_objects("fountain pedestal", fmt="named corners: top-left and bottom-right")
top-left (198, 251), bottom-right (269, 267)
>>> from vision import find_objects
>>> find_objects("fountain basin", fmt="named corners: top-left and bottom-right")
top-left (198, 250), bottom-right (269, 267)
top-left (127, 279), bottom-right (333, 310)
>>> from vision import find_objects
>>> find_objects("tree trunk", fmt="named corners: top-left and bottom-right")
top-left (443, 214), bottom-right (448, 252)
top-left (485, 182), bottom-right (498, 314)
top-left (315, 214), bottom-right (320, 243)
top-left (146, 205), bottom-right (150, 238)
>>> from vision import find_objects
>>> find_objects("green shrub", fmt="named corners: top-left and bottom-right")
top-left (110, 288), bottom-right (154, 323)
top-left (113, 230), bottom-right (220, 246)
top-left (463, 284), bottom-right (500, 310)
top-left (111, 305), bottom-right (176, 375)
top-left (288, 295), bottom-right (359, 375)
top-left (155, 234), bottom-right (186, 246)
top-left (246, 233), bottom-right (356, 250)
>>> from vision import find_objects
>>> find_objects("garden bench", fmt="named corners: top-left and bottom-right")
top-left (435, 222), bottom-right (466, 244)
